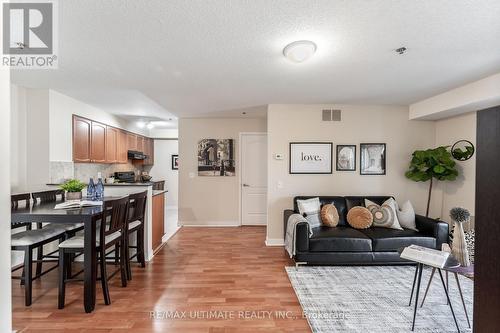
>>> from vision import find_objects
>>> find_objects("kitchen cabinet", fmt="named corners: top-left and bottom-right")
top-left (105, 126), bottom-right (118, 163)
top-left (127, 133), bottom-right (137, 151)
top-left (117, 129), bottom-right (128, 163)
top-left (73, 116), bottom-right (91, 162)
top-left (136, 135), bottom-right (144, 153)
top-left (72, 115), bottom-right (155, 165)
top-left (152, 192), bottom-right (165, 252)
top-left (91, 121), bottom-right (106, 163)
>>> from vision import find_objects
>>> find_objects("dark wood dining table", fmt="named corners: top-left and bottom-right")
top-left (11, 197), bottom-right (121, 313)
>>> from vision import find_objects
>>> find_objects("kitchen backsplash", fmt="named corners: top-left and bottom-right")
top-left (49, 161), bottom-right (144, 183)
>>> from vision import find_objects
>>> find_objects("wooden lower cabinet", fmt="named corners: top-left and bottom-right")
top-left (152, 192), bottom-right (165, 252)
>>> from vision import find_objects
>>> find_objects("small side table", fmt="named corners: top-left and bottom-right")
top-left (398, 247), bottom-right (461, 332)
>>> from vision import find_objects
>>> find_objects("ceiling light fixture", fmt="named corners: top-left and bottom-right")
top-left (283, 40), bottom-right (317, 63)
top-left (137, 121), bottom-right (145, 128)
top-left (146, 122), bottom-right (154, 129)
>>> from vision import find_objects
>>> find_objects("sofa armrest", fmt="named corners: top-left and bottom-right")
top-left (283, 209), bottom-right (309, 253)
top-left (415, 214), bottom-right (449, 250)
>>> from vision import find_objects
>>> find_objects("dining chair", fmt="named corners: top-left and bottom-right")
top-left (57, 196), bottom-right (130, 309)
top-left (11, 193), bottom-right (67, 306)
top-left (31, 190), bottom-right (84, 276)
top-left (125, 191), bottom-right (147, 280)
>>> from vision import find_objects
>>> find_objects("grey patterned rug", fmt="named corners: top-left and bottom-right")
top-left (286, 266), bottom-right (473, 333)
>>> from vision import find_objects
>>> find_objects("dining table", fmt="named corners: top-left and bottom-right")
top-left (11, 196), bottom-right (122, 313)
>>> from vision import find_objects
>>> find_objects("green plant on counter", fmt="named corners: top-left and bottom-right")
top-left (405, 146), bottom-right (459, 217)
top-left (59, 179), bottom-right (86, 192)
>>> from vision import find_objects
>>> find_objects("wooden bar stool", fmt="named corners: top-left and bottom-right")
top-left (125, 191), bottom-right (147, 280)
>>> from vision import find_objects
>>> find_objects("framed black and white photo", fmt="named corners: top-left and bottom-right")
top-left (197, 139), bottom-right (235, 176)
top-left (289, 142), bottom-right (333, 174)
top-left (336, 145), bottom-right (356, 171)
top-left (360, 143), bottom-right (386, 175)
top-left (172, 154), bottom-right (179, 170)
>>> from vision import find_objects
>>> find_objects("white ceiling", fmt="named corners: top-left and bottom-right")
top-left (11, 0), bottom-right (500, 121)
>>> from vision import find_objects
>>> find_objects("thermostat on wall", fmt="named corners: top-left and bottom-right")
top-left (274, 153), bottom-right (284, 160)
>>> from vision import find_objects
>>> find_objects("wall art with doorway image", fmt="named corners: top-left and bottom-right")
top-left (198, 139), bottom-right (235, 176)
top-left (360, 143), bottom-right (386, 175)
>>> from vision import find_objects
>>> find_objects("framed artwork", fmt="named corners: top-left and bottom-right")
top-left (289, 142), bottom-right (333, 174)
top-left (172, 154), bottom-right (179, 170)
top-left (197, 139), bottom-right (235, 176)
top-left (360, 143), bottom-right (386, 175)
top-left (336, 145), bottom-right (356, 171)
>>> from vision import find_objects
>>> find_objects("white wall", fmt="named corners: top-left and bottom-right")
top-left (178, 117), bottom-right (267, 225)
top-left (267, 104), bottom-right (437, 242)
top-left (410, 72), bottom-right (500, 120)
top-left (149, 128), bottom-right (178, 139)
top-left (49, 90), bottom-right (148, 162)
top-left (1, 63), bottom-right (12, 331)
top-left (149, 140), bottom-right (179, 206)
top-left (434, 112), bottom-right (476, 224)
top-left (10, 85), bottom-right (27, 193)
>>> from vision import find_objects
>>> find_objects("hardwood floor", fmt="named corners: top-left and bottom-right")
top-left (12, 227), bottom-right (310, 332)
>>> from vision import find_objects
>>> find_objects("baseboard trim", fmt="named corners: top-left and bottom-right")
top-left (265, 238), bottom-right (285, 246)
top-left (181, 222), bottom-right (240, 227)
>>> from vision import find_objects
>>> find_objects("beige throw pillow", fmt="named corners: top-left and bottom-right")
top-left (347, 206), bottom-right (373, 229)
top-left (320, 204), bottom-right (339, 227)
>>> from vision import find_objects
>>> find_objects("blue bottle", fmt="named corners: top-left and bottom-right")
top-left (95, 172), bottom-right (104, 200)
top-left (87, 178), bottom-right (96, 200)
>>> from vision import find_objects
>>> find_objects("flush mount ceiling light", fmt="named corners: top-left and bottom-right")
top-left (137, 121), bottom-right (145, 128)
top-left (283, 40), bottom-right (317, 63)
top-left (146, 122), bottom-right (154, 129)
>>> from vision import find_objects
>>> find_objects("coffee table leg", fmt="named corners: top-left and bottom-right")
top-left (454, 272), bottom-right (471, 328)
top-left (412, 263), bottom-right (423, 331)
top-left (420, 267), bottom-right (436, 308)
top-left (438, 269), bottom-right (460, 332)
top-left (409, 264), bottom-right (419, 306)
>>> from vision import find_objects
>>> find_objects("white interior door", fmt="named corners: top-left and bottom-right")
top-left (241, 133), bottom-right (267, 225)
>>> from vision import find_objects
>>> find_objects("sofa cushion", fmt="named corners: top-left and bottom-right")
top-left (309, 226), bottom-right (372, 252)
top-left (359, 227), bottom-right (435, 252)
top-left (294, 196), bottom-right (347, 226)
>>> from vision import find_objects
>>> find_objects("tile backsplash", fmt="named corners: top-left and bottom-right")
top-left (50, 161), bottom-right (143, 183)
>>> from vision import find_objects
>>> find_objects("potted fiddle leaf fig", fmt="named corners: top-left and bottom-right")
top-left (59, 179), bottom-right (86, 200)
top-left (405, 146), bottom-right (459, 217)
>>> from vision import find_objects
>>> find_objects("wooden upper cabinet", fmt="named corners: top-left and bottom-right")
top-left (143, 138), bottom-right (152, 165)
top-left (105, 126), bottom-right (118, 163)
top-left (136, 135), bottom-right (144, 153)
top-left (90, 121), bottom-right (106, 163)
top-left (149, 139), bottom-right (155, 165)
top-left (117, 129), bottom-right (128, 163)
top-left (127, 133), bottom-right (137, 151)
top-left (73, 116), bottom-right (91, 162)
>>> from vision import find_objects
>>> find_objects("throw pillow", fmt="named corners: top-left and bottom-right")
top-left (365, 198), bottom-right (403, 230)
top-left (297, 197), bottom-right (321, 228)
top-left (347, 206), bottom-right (373, 229)
top-left (396, 200), bottom-right (418, 231)
top-left (320, 204), bottom-right (339, 227)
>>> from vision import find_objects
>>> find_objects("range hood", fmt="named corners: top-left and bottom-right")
top-left (128, 150), bottom-right (147, 160)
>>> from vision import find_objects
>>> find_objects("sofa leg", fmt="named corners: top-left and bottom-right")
top-left (295, 262), bottom-right (307, 267)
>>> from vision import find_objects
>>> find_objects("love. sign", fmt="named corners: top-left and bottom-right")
top-left (289, 142), bottom-right (333, 174)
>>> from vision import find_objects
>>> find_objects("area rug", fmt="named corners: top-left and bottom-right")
top-left (286, 266), bottom-right (473, 333)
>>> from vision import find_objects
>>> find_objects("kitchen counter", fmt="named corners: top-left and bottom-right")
top-left (152, 190), bottom-right (167, 196)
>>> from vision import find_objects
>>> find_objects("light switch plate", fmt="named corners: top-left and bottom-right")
top-left (274, 153), bottom-right (284, 160)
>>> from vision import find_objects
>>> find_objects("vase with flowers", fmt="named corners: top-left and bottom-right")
top-left (450, 207), bottom-right (471, 266)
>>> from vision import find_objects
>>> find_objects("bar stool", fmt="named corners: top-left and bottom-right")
top-left (58, 196), bottom-right (130, 309)
top-left (11, 193), bottom-right (67, 306)
top-left (125, 191), bottom-right (147, 280)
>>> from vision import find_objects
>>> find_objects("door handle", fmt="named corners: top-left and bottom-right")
top-left (242, 184), bottom-right (250, 187)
